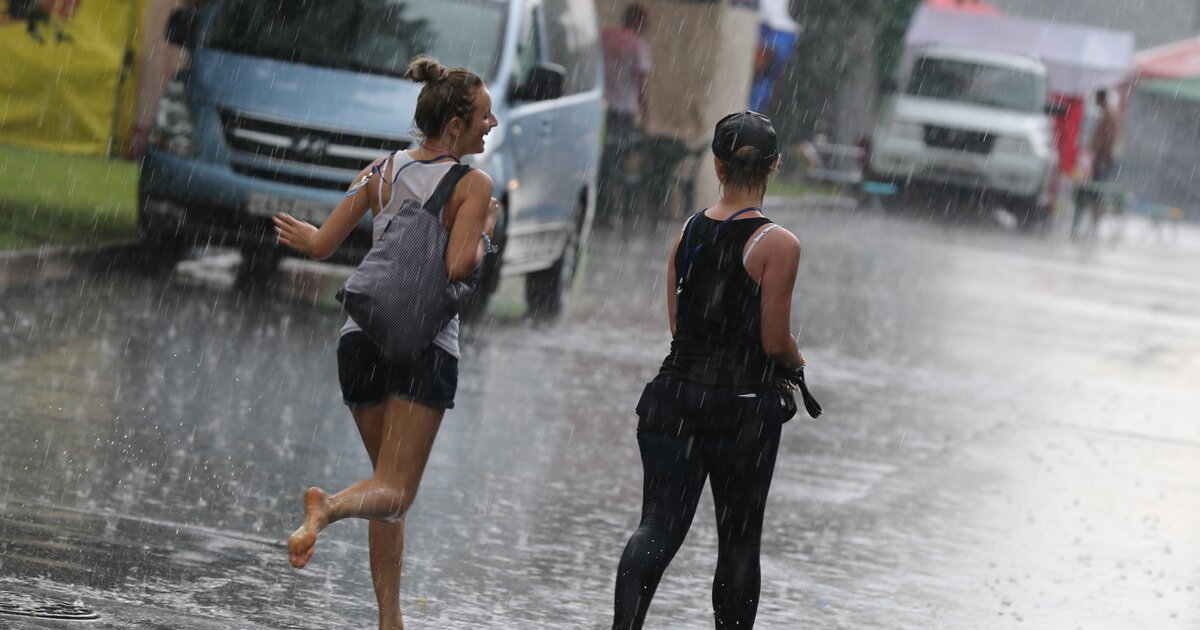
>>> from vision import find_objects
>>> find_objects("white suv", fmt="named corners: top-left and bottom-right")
top-left (869, 46), bottom-right (1059, 221)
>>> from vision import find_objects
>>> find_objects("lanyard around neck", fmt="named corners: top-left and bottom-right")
top-left (345, 152), bottom-right (459, 198)
top-left (677, 207), bottom-right (761, 294)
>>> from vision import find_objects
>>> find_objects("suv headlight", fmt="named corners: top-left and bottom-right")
top-left (888, 119), bottom-right (925, 141)
top-left (149, 80), bottom-right (196, 157)
top-left (993, 136), bottom-right (1033, 154)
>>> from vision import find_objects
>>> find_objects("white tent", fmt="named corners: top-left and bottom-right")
top-left (904, 6), bottom-right (1136, 96)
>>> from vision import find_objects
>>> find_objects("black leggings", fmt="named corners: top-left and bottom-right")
top-left (613, 380), bottom-right (786, 629)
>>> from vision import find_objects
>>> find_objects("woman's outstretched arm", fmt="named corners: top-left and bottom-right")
top-left (273, 158), bottom-right (384, 260)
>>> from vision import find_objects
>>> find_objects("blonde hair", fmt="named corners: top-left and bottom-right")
top-left (405, 55), bottom-right (484, 138)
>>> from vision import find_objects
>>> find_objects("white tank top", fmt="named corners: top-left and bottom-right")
top-left (339, 151), bottom-right (461, 359)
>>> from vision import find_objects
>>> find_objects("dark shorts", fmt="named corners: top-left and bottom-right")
top-left (337, 331), bottom-right (459, 410)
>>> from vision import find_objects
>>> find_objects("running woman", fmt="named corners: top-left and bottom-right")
top-left (272, 55), bottom-right (498, 630)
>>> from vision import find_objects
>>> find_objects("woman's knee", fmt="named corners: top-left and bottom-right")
top-left (630, 519), bottom-right (688, 561)
top-left (373, 478), bottom-right (421, 523)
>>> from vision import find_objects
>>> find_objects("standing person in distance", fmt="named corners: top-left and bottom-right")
top-left (1088, 88), bottom-right (1122, 184)
top-left (271, 55), bottom-right (499, 630)
top-left (598, 3), bottom-right (652, 223)
top-left (612, 111), bottom-right (813, 630)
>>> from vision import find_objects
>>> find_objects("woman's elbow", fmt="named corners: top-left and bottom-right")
top-left (762, 343), bottom-right (787, 361)
top-left (761, 334), bottom-right (794, 360)
top-left (447, 257), bottom-right (483, 282)
top-left (309, 244), bottom-right (336, 261)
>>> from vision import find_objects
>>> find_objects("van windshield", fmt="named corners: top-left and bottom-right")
top-left (906, 57), bottom-right (1039, 113)
top-left (207, 0), bottom-right (507, 81)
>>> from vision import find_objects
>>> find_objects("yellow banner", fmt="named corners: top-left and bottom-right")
top-left (0, 0), bottom-right (140, 156)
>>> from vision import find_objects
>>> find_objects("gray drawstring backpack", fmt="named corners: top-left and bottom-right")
top-left (336, 161), bottom-right (475, 363)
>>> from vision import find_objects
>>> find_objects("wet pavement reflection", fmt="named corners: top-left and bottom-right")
top-left (1, 201), bottom-right (1198, 628)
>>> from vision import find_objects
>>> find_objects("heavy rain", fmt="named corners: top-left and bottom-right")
top-left (1, 1), bottom-right (1198, 629)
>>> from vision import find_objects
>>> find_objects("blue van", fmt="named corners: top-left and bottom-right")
top-left (140, 0), bottom-right (602, 314)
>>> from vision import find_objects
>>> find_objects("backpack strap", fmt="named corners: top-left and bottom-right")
top-left (422, 163), bottom-right (473, 218)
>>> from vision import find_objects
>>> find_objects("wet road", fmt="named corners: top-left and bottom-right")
top-left (2, 200), bottom-right (1198, 629)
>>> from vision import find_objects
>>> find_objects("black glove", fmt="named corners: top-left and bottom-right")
top-left (773, 366), bottom-right (823, 419)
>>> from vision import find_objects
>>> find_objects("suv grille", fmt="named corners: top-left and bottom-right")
top-left (219, 108), bottom-right (410, 183)
top-left (924, 125), bottom-right (992, 154)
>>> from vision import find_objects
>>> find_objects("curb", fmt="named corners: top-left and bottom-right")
top-left (0, 240), bottom-right (141, 288)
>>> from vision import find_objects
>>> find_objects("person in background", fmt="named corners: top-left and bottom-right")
top-left (1088, 89), bottom-right (1121, 183)
top-left (598, 3), bottom-right (652, 223)
top-left (1073, 89), bottom-right (1124, 237)
top-left (611, 111), bottom-right (813, 630)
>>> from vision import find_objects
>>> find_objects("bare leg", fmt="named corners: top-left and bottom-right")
top-left (288, 397), bottom-right (444, 630)
top-left (369, 517), bottom-right (406, 630)
top-left (324, 398), bottom-right (443, 523)
top-left (349, 403), bottom-right (412, 630)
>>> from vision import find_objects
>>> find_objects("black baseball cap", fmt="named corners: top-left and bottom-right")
top-left (711, 111), bottom-right (778, 163)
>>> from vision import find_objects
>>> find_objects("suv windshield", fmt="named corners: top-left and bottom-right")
top-left (906, 57), bottom-right (1039, 113)
top-left (207, 0), bottom-right (507, 81)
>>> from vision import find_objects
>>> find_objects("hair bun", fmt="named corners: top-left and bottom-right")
top-left (731, 145), bottom-right (763, 163)
top-left (405, 55), bottom-right (448, 84)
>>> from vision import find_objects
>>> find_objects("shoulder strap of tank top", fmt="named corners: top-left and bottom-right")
top-left (742, 223), bottom-right (779, 266)
top-left (381, 153), bottom-right (459, 209)
top-left (344, 150), bottom-right (398, 201)
top-left (677, 207), bottom-right (760, 294)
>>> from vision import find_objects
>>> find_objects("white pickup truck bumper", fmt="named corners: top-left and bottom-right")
top-left (871, 136), bottom-right (1055, 200)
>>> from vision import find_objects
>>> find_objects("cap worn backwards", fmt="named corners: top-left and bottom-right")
top-left (711, 111), bottom-right (778, 164)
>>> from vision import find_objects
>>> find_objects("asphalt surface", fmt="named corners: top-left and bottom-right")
top-left (1, 198), bottom-right (1198, 629)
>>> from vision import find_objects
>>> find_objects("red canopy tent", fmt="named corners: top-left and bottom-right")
top-left (923, 0), bottom-right (1000, 15)
top-left (1137, 37), bottom-right (1200, 79)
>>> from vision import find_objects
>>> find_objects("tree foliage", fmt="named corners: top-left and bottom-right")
top-left (765, 0), bottom-right (921, 146)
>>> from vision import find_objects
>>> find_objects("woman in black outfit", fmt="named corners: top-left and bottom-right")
top-left (612, 111), bottom-right (811, 629)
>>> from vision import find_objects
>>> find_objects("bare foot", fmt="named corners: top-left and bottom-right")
top-left (287, 487), bottom-right (329, 568)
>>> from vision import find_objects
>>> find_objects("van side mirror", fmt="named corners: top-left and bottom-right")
top-left (881, 77), bottom-right (899, 94)
top-left (511, 62), bottom-right (566, 102)
top-left (166, 8), bottom-right (198, 48)
top-left (1044, 101), bottom-right (1068, 117)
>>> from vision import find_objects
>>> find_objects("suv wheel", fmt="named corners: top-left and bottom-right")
top-left (1010, 195), bottom-right (1047, 230)
top-left (525, 199), bottom-right (586, 318)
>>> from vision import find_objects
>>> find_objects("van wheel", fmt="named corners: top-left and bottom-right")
top-left (136, 232), bottom-right (187, 272)
top-left (525, 200), bottom-right (586, 318)
top-left (136, 207), bottom-right (187, 272)
top-left (236, 244), bottom-right (283, 290)
top-left (460, 203), bottom-right (507, 321)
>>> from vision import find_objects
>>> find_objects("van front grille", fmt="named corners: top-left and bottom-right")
top-left (231, 164), bottom-right (352, 192)
top-left (924, 125), bottom-right (992, 154)
top-left (219, 108), bottom-right (410, 177)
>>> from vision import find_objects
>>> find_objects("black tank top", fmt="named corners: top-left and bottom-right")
top-left (657, 212), bottom-right (777, 388)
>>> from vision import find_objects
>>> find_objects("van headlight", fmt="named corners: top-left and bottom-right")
top-left (888, 120), bottom-right (925, 141)
top-left (993, 136), bottom-right (1033, 155)
top-left (149, 81), bottom-right (196, 157)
